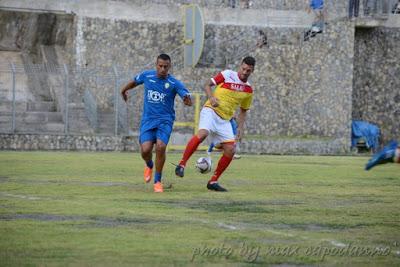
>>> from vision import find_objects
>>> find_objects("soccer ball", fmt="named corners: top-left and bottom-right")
top-left (195, 157), bottom-right (212, 174)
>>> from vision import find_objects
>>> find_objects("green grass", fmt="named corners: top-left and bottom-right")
top-left (0, 151), bottom-right (399, 266)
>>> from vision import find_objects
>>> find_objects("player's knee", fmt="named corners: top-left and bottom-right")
top-left (197, 129), bottom-right (209, 142)
top-left (223, 144), bottom-right (236, 156)
top-left (155, 142), bottom-right (167, 153)
top-left (140, 143), bottom-right (153, 155)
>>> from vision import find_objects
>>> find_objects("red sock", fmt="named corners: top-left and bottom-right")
top-left (209, 154), bottom-right (233, 183)
top-left (179, 136), bottom-right (202, 167)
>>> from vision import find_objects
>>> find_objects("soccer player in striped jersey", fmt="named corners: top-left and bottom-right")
top-left (175, 56), bottom-right (256, 191)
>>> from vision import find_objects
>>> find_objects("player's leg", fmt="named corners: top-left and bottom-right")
top-left (152, 123), bottom-right (173, 192)
top-left (175, 107), bottom-right (214, 177)
top-left (206, 117), bottom-right (236, 192)
top-left (207, 142), bottom-right (215, 155)
top-left (175, 129), bottom-right (208, 177)
top-left (153, 139), bottom-right (167, 192)
top-left (139, 128), bottom-right (156, 183)
top-left (365, 140), bottom-right (399, 170)
top-left (234, 142), bottom-right (242, 159)
top-left (229, 118), bottom-right (241, 159)
top-left (207, 142), bottom-right (235, 192)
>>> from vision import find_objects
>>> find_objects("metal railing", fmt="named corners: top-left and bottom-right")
top-left (0, 62), bottom-right (134, 136)
top-left (0, 61), bottom-right (212, 136)
top-left (361, 0), bottom-right (400, 16)
top-left (83, 89), bottom-right (98, 130)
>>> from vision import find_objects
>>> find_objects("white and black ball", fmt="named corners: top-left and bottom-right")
top-left (195, 157), bottom-right (212, 174)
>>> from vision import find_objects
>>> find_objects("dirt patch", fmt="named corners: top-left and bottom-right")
top-left (2, 178), bottom-right (138, 188)
top-left (141, 199), bottom-right (304, 214)
top-left (0, 176), bottom-right (10, 183)
top-left (0, 213), bottom-right (169, 228)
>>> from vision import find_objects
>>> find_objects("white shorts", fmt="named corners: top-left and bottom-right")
top-left (199, 107), bottom-right (235, 145)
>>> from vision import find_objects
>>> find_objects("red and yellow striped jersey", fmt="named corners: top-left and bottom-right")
top-left (204, 69), bottom-right (253, 120)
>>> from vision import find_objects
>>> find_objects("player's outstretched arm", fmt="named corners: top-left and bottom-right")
top-left (120, 80), bottom-right (137, 102)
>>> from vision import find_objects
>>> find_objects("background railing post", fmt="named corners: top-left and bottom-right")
top-left (10, 63), bottom-right (16, 133)
top-left (113, 65), bottom-right (119, 136)
top-left (63, 64), bottom-right (69, 135)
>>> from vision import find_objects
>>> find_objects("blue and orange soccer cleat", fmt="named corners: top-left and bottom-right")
top-left (365, 140), bottom-right (397, 170)
top-left (153, 182), bottom-right (163, 193)
top-left (144, 166), bottom-right (152, 183)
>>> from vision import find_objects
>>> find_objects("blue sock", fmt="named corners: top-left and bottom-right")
top-left (154, 172), bottom-right (162, 184)
top-left (146, 160), bottom-right (153, 169)
top-left (208, 143), bottom-right (215, 153)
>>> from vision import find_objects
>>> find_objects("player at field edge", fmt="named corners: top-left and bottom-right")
top-left (121, 53), bottom-right (192, 193)
top-left (365, 140), bottom-right (400, 170)
top-left (175, 56), bottom-right (256, 192)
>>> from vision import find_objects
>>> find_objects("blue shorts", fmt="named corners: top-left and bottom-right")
top-left (310, 0), bottom-right (324, 10)
top-left (139, 120), bottom-right (173, 145)
top-left (230, 118), bottom-right (238, 136)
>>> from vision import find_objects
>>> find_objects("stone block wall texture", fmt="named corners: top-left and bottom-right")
top-left (72, 15), bottom-right (353, 150)
top-left (243, 20), bottom-right (353, 146)
top-left (0, 133), bottom-right (349, 155)
top-left (1, 1), bottom-right (399, 153)
top-left (118, 0), bottom-right (348, 18)
top-left (353, 27), bottom-right (400, 142)
top-left (0, 134), bottom-right (139, 151)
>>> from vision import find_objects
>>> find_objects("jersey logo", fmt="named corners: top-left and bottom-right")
top-left (148, 90), bottom-right (166, 103)
top-left (165, 82), bottom-right (170, 89)
top-left (231, 84), bottom-right (245, 91)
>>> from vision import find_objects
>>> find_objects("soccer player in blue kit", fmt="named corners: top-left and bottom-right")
top-left (121, 54), bottom-right (192, 192)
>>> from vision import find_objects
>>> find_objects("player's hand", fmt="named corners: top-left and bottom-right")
top-left (121, 90), bottom-right (128, 102)
top-left (183, 95), bottom-right (192, 106)
top-left (209, 96), bottom-right (219, 107)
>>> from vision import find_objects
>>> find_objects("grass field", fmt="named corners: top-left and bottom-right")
top-left (0, 151), bottom-right (399, 266)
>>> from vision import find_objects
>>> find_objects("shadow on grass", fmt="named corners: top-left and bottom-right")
top-left (0, 213), bottom-right (170, 228)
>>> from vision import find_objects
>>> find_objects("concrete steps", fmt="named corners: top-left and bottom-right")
top-left (0, 100), bottom-right (65, 133)
top-left (0, 111), bottom-right (63, 123)
top-left (97, 111), bottom-right (115, 134)
top-left (67, 104), bottom-right (94, 134)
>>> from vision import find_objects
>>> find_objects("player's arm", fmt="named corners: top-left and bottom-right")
top-left (236, 107), bottom-right (248, 142)
top-left (120, 80), bottom-right (138, 102)
top-left (183, 94), bottom-right (192, 106)
top-left (204, 79), bottom-right (219, 107)
top-left (306, 0), bottom-right (311, 13)
top-left (176, 81), bottom-right (193, 106)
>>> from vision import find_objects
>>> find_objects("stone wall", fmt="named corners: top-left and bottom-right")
top-left (353, 27), bottom-right (400, 142)
top-left (242, 20), bottom-right (353, 145)
top-left (118, 0), bottom-right (348, 18)
top-left (38, 13), bottom-right (353, 153)
top-left (0, 134), bottom-right (139, 151)
top-left (0, 134), bottom-right (348, 155)
top-left (2, 2), bottom-right (398, 153)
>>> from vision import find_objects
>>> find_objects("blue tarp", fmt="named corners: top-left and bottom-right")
top-left (351, 120), bottom-right (380, 149)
